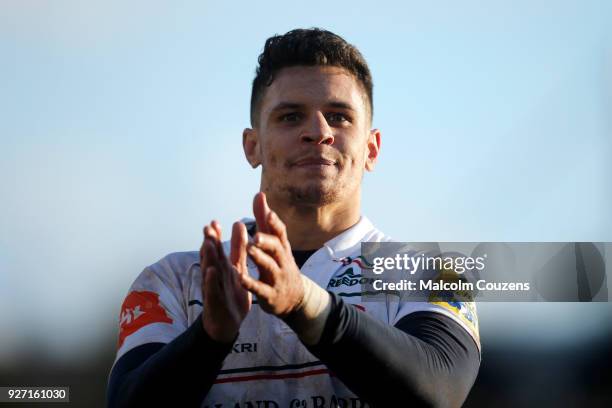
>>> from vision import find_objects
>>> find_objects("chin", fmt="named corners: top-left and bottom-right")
top-left (284, 183), bottom-right (340, 206)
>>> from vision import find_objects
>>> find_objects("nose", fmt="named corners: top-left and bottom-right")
top-left (300, 112), bottom-right (335, 145)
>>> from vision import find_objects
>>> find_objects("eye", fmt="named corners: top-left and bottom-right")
top-left (326, 112), bottom-right (350, 123)
top-left (280, 112), bottom-right (301, 122)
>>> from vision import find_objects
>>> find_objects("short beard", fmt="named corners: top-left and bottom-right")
top-left (283, 183), bottom-right (339, 207)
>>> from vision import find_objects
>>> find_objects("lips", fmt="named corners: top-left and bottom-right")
top-left (292, 157), bottom-right (336, 167)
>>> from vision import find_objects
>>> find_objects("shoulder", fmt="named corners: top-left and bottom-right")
top-left (364, 228), bottom-right (392, 243)
top-left (361, 226), bottom-right (393, 242)
top-left (129, 251), bottom-right (200, 292)
top-left (148, 251), bottom-right (200, 274)
top-left (357, 216), bottom-right (393, 243)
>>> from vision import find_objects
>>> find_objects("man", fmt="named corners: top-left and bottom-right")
top-left (107, 28), bottom-right (480, 407)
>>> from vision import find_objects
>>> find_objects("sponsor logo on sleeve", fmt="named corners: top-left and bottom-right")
top-left (429, 300), bottom-right (480, 345)
top-left (117, 290), bottom-right (173, 348)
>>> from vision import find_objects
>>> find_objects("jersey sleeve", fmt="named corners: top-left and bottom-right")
top-left (383, 246), bottom-right (481, 352)
top-left (114, 255), bottom-right (190, 362)
top-left (393, 299), bottom-right (480, 352)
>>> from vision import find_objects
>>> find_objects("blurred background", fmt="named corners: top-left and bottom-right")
top-left (1, 0), bottom-right (611, 406)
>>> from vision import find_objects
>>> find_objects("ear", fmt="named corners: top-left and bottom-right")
top-left (364, 128), bottom-right (381, 172)
top-left (243, 128), bottom-right (261, 168)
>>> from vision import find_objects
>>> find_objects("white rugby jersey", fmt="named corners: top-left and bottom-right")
top-left (114, 216), bottom-right (480, 407)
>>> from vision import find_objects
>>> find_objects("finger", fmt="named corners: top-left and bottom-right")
top-left (219, 256), bottom-right (238, 293)
top-left (200, 225), bottom-right (209, 263)
top-left (204, 224), bottom-right (217, 240)
top-left (203, 224), bottom-right (217, 246)
top-left (265, 210), bottom-right (289, 248)
top-left (253, 232), bottom-right (284, 265)
top-left (240, 272), bottom-right (275, 300)
top-left (204, 265), bottom-right (221, 295)
top-left (211, 220), bottom-right (223, 241)
top-left (230, 221), bottom-right (248, 272)
top-left (210, 220), bottom-right (228, 261)
top-left (204, 225), bottom-right (220, 260)
top-left (247, 243), bottom-right (280, 283)
top-left (253, 192), bottom-right (270, 234)
top-left (203, 237), bottom-right (219, 268)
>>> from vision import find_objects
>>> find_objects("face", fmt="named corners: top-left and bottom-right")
top-left (243, 65), bottom-right (380, 207)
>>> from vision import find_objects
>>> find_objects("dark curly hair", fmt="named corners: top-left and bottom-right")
top-left (250, 28), bottom-right (373, 127)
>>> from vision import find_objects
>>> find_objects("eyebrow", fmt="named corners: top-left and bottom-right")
top-left (269, 102), bottom-right (304, 113)
top-left (268, 100), bottom-right (357, 114)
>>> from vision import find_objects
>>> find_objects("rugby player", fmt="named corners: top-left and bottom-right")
top-left (107, 28), bottom-right (481, 407)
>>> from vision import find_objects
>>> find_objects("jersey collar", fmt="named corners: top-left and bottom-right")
top-left (239, 215), bottom-right (375, 258)
top-left (322, 215), bottom-right (375, 259)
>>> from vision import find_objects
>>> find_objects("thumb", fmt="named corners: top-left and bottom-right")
top-left (230, 221), bottom-right (248, 273)
top-left (253, 192), bottom-right (271, 234)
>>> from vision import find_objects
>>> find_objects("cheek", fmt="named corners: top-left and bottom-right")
top-left (261, 133), bottom-right (296, 169)
top-left (342, 144), bottom-right (367, 168)
top-left (261, 153), bottom-right (277, 169)
top-left (265, 150), bottom-right (277, 165)
top-left (260, 142), bottom-right (282, 169)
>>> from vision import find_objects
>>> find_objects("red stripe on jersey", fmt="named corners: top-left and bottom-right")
top-left (214, 368), bottom-right (331, 384)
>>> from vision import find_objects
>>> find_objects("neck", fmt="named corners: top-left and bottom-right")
top-left (265, 193), bottom-right (361, 250)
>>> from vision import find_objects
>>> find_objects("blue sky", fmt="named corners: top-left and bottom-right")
top-left (1, 0), bottom-right (611, 360)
